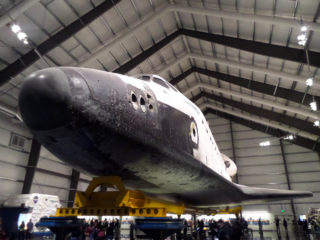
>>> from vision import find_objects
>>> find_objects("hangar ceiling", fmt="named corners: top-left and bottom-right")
top-left (0, 0), bottom-right (320, 152)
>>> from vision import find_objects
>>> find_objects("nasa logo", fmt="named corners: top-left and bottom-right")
top-left (33, 196), bottom-right (39, 204)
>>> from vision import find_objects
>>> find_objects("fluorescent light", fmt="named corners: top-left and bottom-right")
top-left (301, 25), bottom-right (308, 32)
top-left (284, 134), bottom-right (294, 140)
top-left (297, 34), bottom-right (307, 46)
top-left (17, 31), bottom-right (27, 41)
top-left (10, 24), bottom-right (21, 33)
top-left (310, 101), bottom-right (317, 111)
top-left (297, 34), bottom-right (307, 41)
top-left (306, 78), bottom-right (313, 86)
top-left (259, 141), bottom-right (270, 147)
top-left (314, 120), bottom-right (320, 127)
top-left (23, 39), bottom-right (28, 45)
top-left (298, 40), bottom-right (307, 46)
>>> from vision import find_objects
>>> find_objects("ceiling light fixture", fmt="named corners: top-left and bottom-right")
top-left (297, 34), bottom-right (307, 46)
top-left (10, 24), bottom-right (21, 33)
top-left (306, 77), bottom-right (313, 86)
top-left (310, 101), bottom-right (317, 111)
top-left (8, 23), bottom-right (29, 45)
top-left (300, 25), bottom-right (308, 32)
top-left (259, 141), bottom-right (270, 147)
top-left (284, 134), bottom-right (295, 140)
top-left (17, 31), bottom-right (27, 41)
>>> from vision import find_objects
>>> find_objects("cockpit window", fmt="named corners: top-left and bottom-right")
top-left (137, 75), bottom-right (150, 81)
top-left (166, 81), bottom-right (179, 92)
top-left (153, 77), bottom-right (169, 88)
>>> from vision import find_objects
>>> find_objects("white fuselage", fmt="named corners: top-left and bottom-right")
top-left (117, 73), bottom-right (233, 181)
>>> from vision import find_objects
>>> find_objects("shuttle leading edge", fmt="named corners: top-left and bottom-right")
top-left (18, 67), bottom-right (312, 208)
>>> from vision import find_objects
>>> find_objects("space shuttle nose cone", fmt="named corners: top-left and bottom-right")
top-left (19, 68), bottom-right (72, 131)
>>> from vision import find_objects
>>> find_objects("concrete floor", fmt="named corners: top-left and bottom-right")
top-left (119, 228), bottom-right (320, 240)
top-left (250, 229), bottom-right (320, 240)
top-left (112, 231), bottom-right (319, 239)
top-left (34, 226), bottom-right (320, 239)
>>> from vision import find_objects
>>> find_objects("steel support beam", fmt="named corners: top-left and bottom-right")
top-left (181, 29), bottom-right (320, 68)
top-left (202, 102), bottom-right (318, 141)
top-left (280, 139), bottom-right (297, 222)
top-left (113, 29), bottom-right (320, 75)
top-left (115, 28), bottom-right (320, 74)
top-left (193, 92), bottom-right (320, 137)
top-left (67, 169), bottom-right (80, 208)
top-left (174, 4), bottom-right (320, 33)
top-left (160, 53), bottom-right (315, 87)
top-left (229, 121), bottom-right (239, 183)
top-left (0, 0), bottom-right (121, 86)
top-left (172, 67), bottom-right (320, 107)
top-left (114, 30), bottom-right (181, 74)
top-left (21, 139), bottom-right (41, 194)
top-left (204, 109), bottom-right (320, 153)
top-left (2, 25), bottom-right (318, 86)
top-left (189, 83), bottom-right (319, 119)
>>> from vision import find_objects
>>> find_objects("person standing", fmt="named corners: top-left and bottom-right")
top-left (258, 218), bottom-right (263, 238)
top-left (96, 226), bottom-right (105, 240)
top-left (199, 219), bottom-right (204, 235)
top-left (303, 219), bottom-right (308, 236)
top-left (275, 217), bottom-right (280, 235)
top-left (298, 218), bottom-right (303, 234)
top-left (129, 221), bottom-right (135, 240)
top-left (209, 220), bottom-right (217, 240)
top-left (106, 222), bottom-right (114, 240)
top-left (183, 220), bottom-right (188, 237)
top-left (258, 218), bottom-right (263, 232)
top-left (283, 218), bottom-right (288, 232)
top-left (114, 219), bottom-right (120, 240)
top-left (26, 220), bottom-right (33, 240)
top-left (217, 220), bottom-right (233, 240)
top-left (18, 221), bottom-right (25, 240)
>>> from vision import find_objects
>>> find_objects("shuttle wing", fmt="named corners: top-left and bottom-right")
top-left (172, 164), bottom-right (312, 208)
top-left (236, 184), bottom-right (312, 203)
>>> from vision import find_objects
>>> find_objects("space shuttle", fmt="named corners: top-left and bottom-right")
top-left (18, 67), bottom-right (312, 208)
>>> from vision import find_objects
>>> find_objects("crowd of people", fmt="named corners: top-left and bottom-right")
top-left (275, 216), bottom-right (314, 236)
top-left (185, 218), bottom-right (249, 240)
top-left (297, 218), bottom-right (314, 237)
top-left (0, 215), bottom-right (316, 239)
top-left (77, 218), bottom-right (249, 240)
top-left (17, 219), bottom-right (34, 240)
top-left (78, 219), bottom-right (128, 240)
top-left (0, 218), bottom-right (33, 240)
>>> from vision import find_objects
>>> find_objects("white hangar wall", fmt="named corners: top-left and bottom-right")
top-left (207, 113), bottom-right (320, 217)
top-left (0, 113), bottom-right (31, 202)
top-left (0, 113), bottom-right (90, 206)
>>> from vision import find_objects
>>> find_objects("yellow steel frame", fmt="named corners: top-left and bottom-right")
top-left (55, 176), bottom-right (184, 217)
top-left (212, 206), bottom-right (242, 216)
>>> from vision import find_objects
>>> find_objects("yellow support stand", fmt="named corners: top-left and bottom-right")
top-left (212, 206), bottom-right (242, 216)
top-left (55, 176), bottom-right (184, 217)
